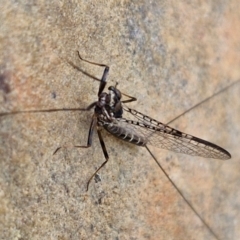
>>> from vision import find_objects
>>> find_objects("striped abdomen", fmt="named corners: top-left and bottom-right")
top-left (103, 124), bottom-right (147, 146)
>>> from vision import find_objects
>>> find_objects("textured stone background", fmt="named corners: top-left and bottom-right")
top-left (0, 1), bottom-right (240, 240)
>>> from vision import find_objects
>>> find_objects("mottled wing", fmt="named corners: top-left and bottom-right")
top-left (107, 106), bottom-right (230, 160)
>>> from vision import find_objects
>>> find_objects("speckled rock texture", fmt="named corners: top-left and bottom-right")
top-left (0, 1), bottom-right (240, 240)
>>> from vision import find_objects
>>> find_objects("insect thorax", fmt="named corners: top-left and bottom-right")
top-left (95, 86), bottom-right (123, 121)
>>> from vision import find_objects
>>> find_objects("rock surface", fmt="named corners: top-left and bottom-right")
top-left (0, 1), bottom-right (240, 240)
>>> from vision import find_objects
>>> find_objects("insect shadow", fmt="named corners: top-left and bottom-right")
top-left (0, 51), bottom-right (237, 240)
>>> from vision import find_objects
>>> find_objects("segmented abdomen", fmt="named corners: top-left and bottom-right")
top-left (103, 124), bottom-right (147, 146)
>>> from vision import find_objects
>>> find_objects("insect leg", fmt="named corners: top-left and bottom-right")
top-left (86, 128), bottom-right (109, 191)
top-left (77, 51), bottom-right (109, 96)
top-left (0, 104), bottom-right (96, 117)
top-left (79, 101), bottom-right (97, 111)
top-left (121, 92), bottom-right (137, 103)
top-left (53, 114), bottom-right (97, 154)
top-left (145, 145), bottom-right (220, 240)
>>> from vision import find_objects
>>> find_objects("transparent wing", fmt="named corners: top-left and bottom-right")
top-left (107, 106), bottom-right (231, 160)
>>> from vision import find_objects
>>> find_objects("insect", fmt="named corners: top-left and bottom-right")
top-left (0, 52), bottom-right (232, 240)
top-left (56, 52), bottom-right (231, 188)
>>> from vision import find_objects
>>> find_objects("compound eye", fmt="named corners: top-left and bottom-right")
top-left (114, 89), bottom-right (122, 100)
top-left (108, 86), bottom-right (122, 100)
top-left (108, 86), bottom-right (115, 91)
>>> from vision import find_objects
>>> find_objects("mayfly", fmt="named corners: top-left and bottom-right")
top-left (57, 52), bottom-right (231, 188)
top-left (1, 52), bottom-right (231, 185)
top-left (0, 52), bottom-right (231, 240)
